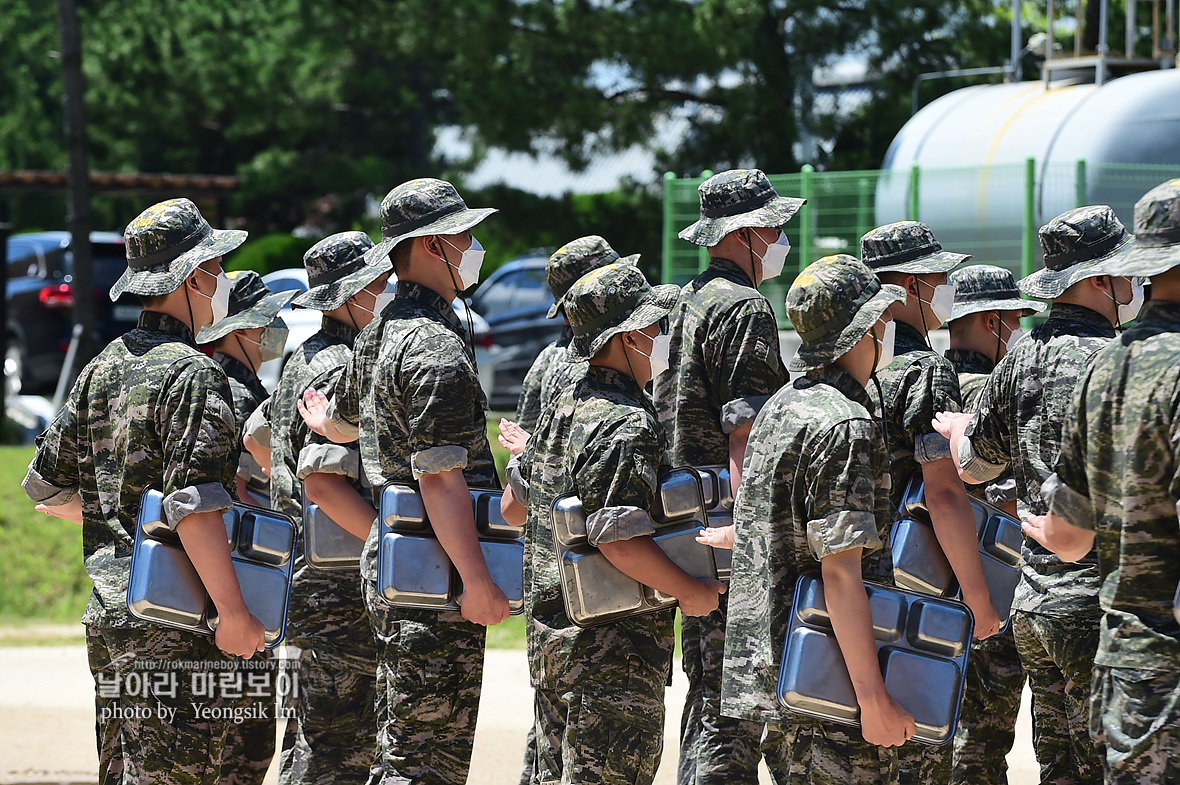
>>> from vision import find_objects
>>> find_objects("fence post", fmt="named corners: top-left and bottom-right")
top-left (1023, 156), bottom-right (1037, 281)
top-left (697, 170), bottom-right (713, 273)
top-left (857, 176), bottom-right (873, 240)
top-left (798, 165), bottom-right (815, 271)
top-left (662, 171), bottom-right (676, 284)
top-left (1075, 159), bottom-right (1088, 207)
top-left (908, 163), bottom-right (921, 221)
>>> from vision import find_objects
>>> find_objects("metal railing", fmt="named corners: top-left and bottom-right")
top-left (662, 160), bottom-right (1180, 328)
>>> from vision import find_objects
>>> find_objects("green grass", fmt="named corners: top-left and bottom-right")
top-left (0, 446), bottom-right (92, 624)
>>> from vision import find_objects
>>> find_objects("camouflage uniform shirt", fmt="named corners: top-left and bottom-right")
top-left (655, 258), bottom-right (787, 465)
top-left (1045, 299), bottom-right (1180, 669)
top-left (516, 329), bottom-right (586, 434)
top-left (944, 348), bottom-right (1017, 507)
top-left (215, 351), bottom-right (269, 500)
top-left (721, 366), bottom-right (890, 724)
top-left (959, 303), bottom-right (1112, 616)
top-left (873, 319), bottom-right (962, 508)
top-left (23, 311), bottom-right (237, 628)
top-left (519, 364), bottom-right (675, 691)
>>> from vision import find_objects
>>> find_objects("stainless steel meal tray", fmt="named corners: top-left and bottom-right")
top-left (301, 488), bottom-right (369, 571)
top-left (693, 465), bottom-right (735, 580)
top-left (127, 489), bottom-right (296, 647)
top-left (375, 483), bottom-right (524, 614)
top-left (550, 466), bottom-right (716, 627)
top-left (777, 572), bottom-right (973, 746)
top-left (892, 475), bottom-right (1023, 631)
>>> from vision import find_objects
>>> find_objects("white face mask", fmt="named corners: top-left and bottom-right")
top-left (443, 235), bottom-right (485, 291)
top-left (195, 269), bottom-right (232, 327)
top-left (921, 282), bottom-right (956, 326)
top-left (1114, 277), bottom-right (1145, 326)
top-left (350, 287), bottom-right (393, 318)
top-left (995, 323), bottom-right (1025, 354)
top-left (632, 330), bottom-right (671, 381)
top-left (240, 324), bottom-right (288, 365)
top-left (751, 230), bottom-right (791, 283)
top-left (875, 319), bottom-right (896, 373)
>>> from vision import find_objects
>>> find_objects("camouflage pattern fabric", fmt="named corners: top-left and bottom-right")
top-left (946, 264), bottom-right (1043, 322)
top-left (1019, 206), bottom-right (1135, 299)
top-left (516, 364), bottom-right (675, 783)
top-left (944, 348), bottom-right (1025, 785)
top-left (678, 169), bottom-right (805, 248)
top-left (960, 303), bottom-right (1113, 615)
top-left (654, 257), bottom-right (788, 466)
top-left (653, 256), bottom-right (786, 785)
top-left (362, 178), bottom-right (496, 270)
top-left (329, 278), bottom-right (496, 785)
top-left (215, 351), bottom-right (271, 504)
top-left (1090, 665), bottom-right (1180, 785)
top-left (515, 341), bottom-right (564, 433)
top-left (720, 365), bottom-right (892, 726)
top-left (544, 235), bottom-right (638, 318)
top-left (265, 314), bottom-right (378, 785)
top-left (871, 319), bottom-right (963, 509)
top-left (85, 625), bottom-right (237, 785)
top-left (1045, 299), bottom-right (1180, 779)
top-left (23, 310), bottom-right (237, 629)
top-left (860, 221), bottom-right (969, 276)
top-left (762, 723), bottom-right (900, 785)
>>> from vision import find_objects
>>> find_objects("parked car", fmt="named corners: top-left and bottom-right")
top-left (5, 231), bottom-right (141, 397)
top-left (467, 252), bottom-right (563, 411)
top-left (258, 268), bottom-right (497, 399)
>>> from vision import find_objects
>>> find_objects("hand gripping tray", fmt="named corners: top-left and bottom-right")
top-left (376, 484), bottom-right (524, 615)
top-left (301, 487), bottom-right (371, 571)
top-left (892, 475), bottom-right (1023, 631)
top-left (777, 572), bottom-right (973, 746)
top-left (550, 466), bottom-right (718, 627)
top-left (126, 489), bottom-right (296, 648)
top-left (693, 465), bottom-right (735, 580)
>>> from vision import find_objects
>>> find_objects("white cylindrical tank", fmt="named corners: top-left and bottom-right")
top-left (877, 70), bottom-right (1180, 268)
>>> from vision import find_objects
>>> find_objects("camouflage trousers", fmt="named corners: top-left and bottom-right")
top-left (951, 625), bottom-right (1025, 784)
top-left (677, 594), bottom-right (764, 785)
top-left (366, 583), bottom-right (486, 785)
top-left (279, 570), bottom-right (381, 785)
top-left (895, 734), bottom-right (951, 785)
top-left (1090, 664), bottom-right (1180, 785)
top-left (221, 647), bottom-right (278, 785)
top-left (87, 624), bottom-right (236, 785)
top-left (762, 722), bottom-right (899, 785)
top-left (533, 660), bottom-right (666, 785)
top-left (1012, 608), bottom-right (1104, 785)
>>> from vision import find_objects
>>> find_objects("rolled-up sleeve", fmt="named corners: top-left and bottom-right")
top-left (163, 482), bottom-right (235, 529)
top-left (586, 505), bottom-right (657, 545)
top-left (244, 401), bottom-right (271, 451)
top-left (505, 453), bottom-right (530, 506)
top-left (297, 442), bottom-right (362, 481)
top-left (400, 331), bottom-right (485, 478)
top-left (720, 395), bottom-right (771, 434)
top-left (806, 419), bottom-right (885, 561)
top-left (23, 393), bottom-right (81, 506)
top-left (959, 369), bottom-right (1012, 481)
top-left (906, 360), bottom-right (962, 465)
top-left (578, 415), bottom-right (663, 546)
top-left (711, 303), bottom-right (787, 433)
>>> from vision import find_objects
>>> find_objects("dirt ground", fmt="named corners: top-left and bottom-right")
top-left (0, 639), bottom-right (1041, 785)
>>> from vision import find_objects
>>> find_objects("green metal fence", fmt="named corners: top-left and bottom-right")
top-left (662, 161), bottom-right (1180, 328)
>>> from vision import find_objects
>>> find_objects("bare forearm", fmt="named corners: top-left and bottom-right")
top-left (728, 423), bottom-right (751, 494)
top-left (598, 536), bottom-right (700, 598)
top-left (304, 473), bottom-right (377, 540)
top-left (175, 509), bottom-right (248, 618)
top-left (500, 485), bottom-right (526, 527)
top-left (243, 433), bottom-right (271, 473)
top-left (923, 459), bottom-right (990, 601)
top-left (420, 469), bottom-right (494, 588)
top-left (821, 551), bottom-right (889, 703)
top-left (1043, 511), bottom-right (1096, 562)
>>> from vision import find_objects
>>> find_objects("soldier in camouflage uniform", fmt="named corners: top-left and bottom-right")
top-left (197, 270), bottom-right (293, 508)
top-left (1034, 179), bottom-right (1180, 784)
top-left (246, 233), bottom-right (390, 785)
top-left (193, 269), bottom-right (293, 785)
top-left (514, 236), bottom-right (638, 432)
top-left (500, 262), bottom-right (726, 785)
top-left (938, 206), bottom-right (1143, 785)
top-left (654, 168), bottom-right (801, 785)
top-left (859, 221), bottom-right (1000, 785)
top-left (298, 179), bottom-right (507, 785)
top-left (942, 265), bottom-right (1043, 785)
top-left (22, 198), bottom-right (266, 785)
top-left (721, 254), bottom-right (913, 784)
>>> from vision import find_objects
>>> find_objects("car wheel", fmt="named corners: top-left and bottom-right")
top-left (4, 339), bottom-right (24, 398)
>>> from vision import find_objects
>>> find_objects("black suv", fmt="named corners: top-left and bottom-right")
top-left (467, 252), bottom-right (565, 411)
top-left (6, 231), bottom-right (141, 396)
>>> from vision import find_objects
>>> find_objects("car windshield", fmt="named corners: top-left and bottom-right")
top-left (266, 276), bottom-right (308, 295)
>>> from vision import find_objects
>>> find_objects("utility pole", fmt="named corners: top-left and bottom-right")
top-left (58, 0), bottom-right (95, 386)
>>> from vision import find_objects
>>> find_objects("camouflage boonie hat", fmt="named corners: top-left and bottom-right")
top-left (948, 265), bottom-right (1045, 321)
top-left (860, 221), bottom-right (970, 275)
top-left (678, 169), bottom-right (806, 247)
top-left (1020, 205), bottom-right (1134, 298)
top-left (1103, 179), bottom-right (1180, 277)
top-left (291, 231), bottom-right (388, 311)
top-left (196, 270), bottom-right (294, 344)
top-left (110, 198), bottom-right (247, 300)
top-left (787, 255), bottom-right (906, 373)
top-left (545, 235), bottom-right (640, 318)
top-left (566, 263), bottom-right (679, 361)
top-left (363, 178), bottom-right (497, 266)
